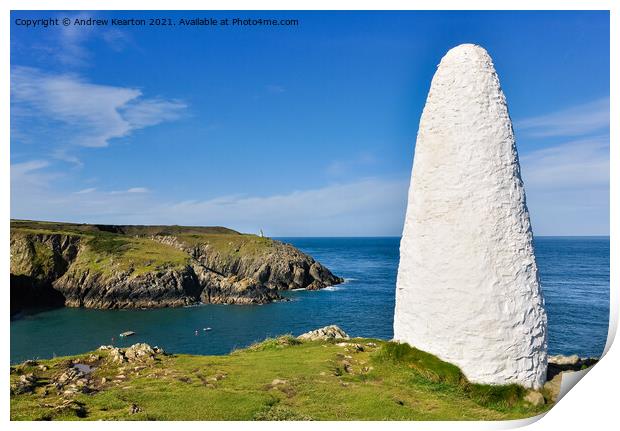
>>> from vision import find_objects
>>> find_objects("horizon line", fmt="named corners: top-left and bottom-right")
top-left (9, 219), bottom-right (609, 238)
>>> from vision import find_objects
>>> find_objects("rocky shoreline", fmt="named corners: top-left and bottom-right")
top-left (10, 221), bottom-right (343, 313)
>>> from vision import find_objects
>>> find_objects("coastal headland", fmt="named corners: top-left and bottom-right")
top-left (10, 220), bottom-right (343, 313)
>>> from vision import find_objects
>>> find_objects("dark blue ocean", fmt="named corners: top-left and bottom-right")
top-left (10, 237), bottom-right (610, 364)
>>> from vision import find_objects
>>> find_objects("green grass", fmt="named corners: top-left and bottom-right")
top-left (30, 242), bottom-right (55, 275)
top-left (175, 233), bottom-right (276, 256)
top-left (69, 237), bottom-right (191, 278)
top-left (374, 342), bottom-right (530, 413)
top-left (10, 219), bottom-right (277, 280)
top-left (10, 338), bottom-right (551, 421)
top-left (87, 235), bottom-right (130, 254)
top-left (10, 219), bottom-right (240, 236)
top-left (374, 341), bottom-right (465, 385)
top-left (243, 334), bottom-right (303, 352)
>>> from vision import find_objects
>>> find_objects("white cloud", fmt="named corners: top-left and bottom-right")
top-left (513, 98), bottom-right (610, 235)
top-left (74, 188), bottom-right (96, 194)
top-left (10, 178), bottom-right (409, 236)
top-left (101, 29), bottom-right (133, 53)
top-left (11, 160), bottom-right (49, 176)
top-left (10, 160), bottom-right (59, 188)
top-left (519, 137), bottom-right (609, 235)
top-left (121, 99), bottom-right (186, 128)
top-left (108, 187), bottom-right (150, 195)
top-left (326, 151), bottom-right (378, 177)
top-left (520, 136), bottom-right (609, 190)
top-left (37, 12), bottom-right (132, 67)
top-left (126, 187), bottom-right (149, 194)
top-left (11, 66), bottom-right (186, 149)
top-left (515, 97), bottom-right (609, 138)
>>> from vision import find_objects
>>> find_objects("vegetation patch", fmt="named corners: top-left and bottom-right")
top-left (11, 337), bottom-right (551, 421)
top-left (177, 233), bottom-right (276, 257)
top-left (31, 242), bottom-right (56, 277)
top-left (11, 219), bottom-right (276, 278)
top-left (254, 404), bottom-right (314, 421)
top-left (86, 235), bottom-right (129, 255)
top-left (244, 335), bottom-right (303, 352)
top-left (69, 236), bottom-right (190, 278)
top-left (373, 342), bottom-right (531, 412)
top-left (374, 341), bottom-right (465, 385)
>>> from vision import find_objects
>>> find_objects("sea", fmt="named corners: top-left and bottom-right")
top-left (10, 237), bottom-right (610, 364)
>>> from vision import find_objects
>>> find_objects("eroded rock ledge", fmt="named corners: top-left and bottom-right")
top-left (10, 220), bottom-right (343, 312)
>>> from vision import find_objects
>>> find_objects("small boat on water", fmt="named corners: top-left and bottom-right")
top-left (119, 331), bottom-right (135, 337)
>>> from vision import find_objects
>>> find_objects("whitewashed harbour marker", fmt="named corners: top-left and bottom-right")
top-left (393, 44), bottom-right (547, 389)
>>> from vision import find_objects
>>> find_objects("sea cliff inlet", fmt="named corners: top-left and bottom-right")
top-left (10, 237), bottom-right (609, 364)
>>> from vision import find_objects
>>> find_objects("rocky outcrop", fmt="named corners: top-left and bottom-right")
top-left (155, 235), bottom-right (342, 291)
top-left (10, 221), bottom-right (342, 312)
top-left (297, 325), bottom-right (350, 341)
top-left (192, 263), bottom-right (281, 304)
top-left (11, 373), bottom-right (37, 395)
top-left (523, 390), bottom-right (545, 407)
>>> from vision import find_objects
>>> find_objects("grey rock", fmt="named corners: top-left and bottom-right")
top-left (544, 373), bottom-right (562, 403)
top-left (524, 390), bottom-right (545, 407)
top-left (297, 325), bottom-right (349, 341)
top-left (124, 343), bottom-right (155, 362)
top-left (107, 348), bottom-right (126, 364)
top-left (129, 403), bottom-right (142, 414)
top-left (548, 354), bottom-right (580, 366)
top-left (11, 373), bottom-right (37, 395)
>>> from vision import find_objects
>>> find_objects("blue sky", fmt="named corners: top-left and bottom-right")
top-left (10, 11), bottom-right (609, 236)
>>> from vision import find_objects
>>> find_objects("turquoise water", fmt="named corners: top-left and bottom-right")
top-left (10, 237), bottom-right (610, 363)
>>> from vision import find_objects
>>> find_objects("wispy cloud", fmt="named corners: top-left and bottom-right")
top-left (11, 178), bottom-right (409, 236)
top-left (109, 187), bottom-right (150, 195)
top-left (101, 28), bottom-right (133, 53)
top-left (11, 66), bottom-right (187, 149)
top-left (120, 98), bottom-right (186, 128)
top-left (520, 136), bottom-right (609, 190)
top-left (11, 160), bottom-right (49, 177)
top-left (10, 160), bottom-right (59, 188)
top-left (126, 187), bottom-right (149, 194)
top-left (516, 97), bottom-right (610, 235)
top-left (516, 97), bottom-right (609, 138)
top-left (326, 151), bottom-right (377, 177)
top-left (74, 188), bottom-right (96, 194)
top-left (26, 12), bottom-right (133, 67)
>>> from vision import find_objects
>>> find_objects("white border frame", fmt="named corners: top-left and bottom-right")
top-left (2, 2), bottom-right (616, 430)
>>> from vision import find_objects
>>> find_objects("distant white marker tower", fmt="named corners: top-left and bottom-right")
top-left (393, 44), bottom-right (547, 389)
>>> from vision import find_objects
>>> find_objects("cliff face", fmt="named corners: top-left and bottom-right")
top-left (184, 239), bottom-right (339, 291)
top-left (10, 221), bottom-right (343, 312)
top-left (10, 233), bottom-right (81, 311)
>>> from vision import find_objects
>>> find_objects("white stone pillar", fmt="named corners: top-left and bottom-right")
top-left (394, 44), bottom-right (547, 389)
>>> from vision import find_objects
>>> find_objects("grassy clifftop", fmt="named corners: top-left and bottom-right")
top-left (10, 337), bottom-right (550, 421)
top-left (13, 220), bottom-right (280, 276)
top-left (11, 219), bottom-right (240, 236)
top-left (10, 220), bottom-right (264, 277)
top-left (10, 220), bottom-right (343, 310)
